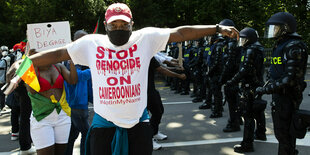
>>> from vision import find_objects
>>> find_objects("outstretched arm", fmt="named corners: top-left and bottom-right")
top-left (169, 25), bottom-right (239, 43)
top-left (6, 47), bottom-right (70, 83)
top-left (29, 47), bottom-right (70, 67)
top-left (156, 66), bottom-right (186, 80)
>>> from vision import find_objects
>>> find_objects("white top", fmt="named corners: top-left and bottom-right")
top-left (154, 52), bottom-right (173, 66)
top-left (66, 27), bottom-right (170, 128)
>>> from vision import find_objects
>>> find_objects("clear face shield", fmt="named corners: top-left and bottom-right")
top-left (207, 36), bottom-right (212, 43)
top-left (264, 25), bottom-right (284, 39)
top-left (238, 37), bottom-right (248, 47)
top-left (2, 51), bottom-right (8, 57)
top-left (184, 41), bottom-right (188, 47)
top-left (193, 41), bottom-right (198, 47)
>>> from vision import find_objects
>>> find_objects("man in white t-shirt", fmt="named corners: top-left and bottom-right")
top-left (8, 3), bottom-right (239, 155)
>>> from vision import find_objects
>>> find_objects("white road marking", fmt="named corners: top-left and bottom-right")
top-left (159, 133), bottom-right (310, 148)
top-left (162, 101), bottom-right (193, 105)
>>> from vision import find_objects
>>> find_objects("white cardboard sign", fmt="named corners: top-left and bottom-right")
top-left (27, 21), bottom-right (71, 52)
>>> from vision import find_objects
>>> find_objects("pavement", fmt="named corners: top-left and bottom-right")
top-left (1, 72), bottom-right (310, 155)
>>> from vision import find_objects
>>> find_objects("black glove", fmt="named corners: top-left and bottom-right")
top-left (225, 80), bottom-right (233, 86)
top-left (255, 87), bottom-right (266, 95)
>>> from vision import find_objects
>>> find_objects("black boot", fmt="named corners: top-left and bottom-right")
top-left (199, 102), bottom-right (211, 109)
top-left (239, 117), bottom-right (244, 125)
top-left (180, 91), bottom-right (189, 95)
top-left (209, 111), bottom-right (222, 118)
top-left (223, 122), bottom-right (240, 132)
top-left (254, 132), bottom-right (267, 141)
top-left (192, 97), bottom-right (203, 103)
top-left (234, 142), bottom-right (254, 153)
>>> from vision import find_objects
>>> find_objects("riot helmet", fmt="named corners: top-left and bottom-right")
top-left (265, 12), bottom-right (297, 38)
top-left (0, 46), bottom-right (9, 57)
top-left (185, 40), bottom-right (192, 47)
top-left (219, 19), bottom-right (235, 26)
top-left (238, 27), bottom-right (259, 47)
top-left (0, 46), bottom-right (8, 52)
top-left (198, 38), bottom-right (205, 47)
top-left (207, 35), bottom-right (217, 45)
top-left (217, 33), bottom-right (225, 40)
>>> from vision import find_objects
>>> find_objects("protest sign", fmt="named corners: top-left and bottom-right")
top-left (27, 21), bottom-right (71, 52)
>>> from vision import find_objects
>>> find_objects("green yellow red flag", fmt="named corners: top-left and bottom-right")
top-left (16, 57), bottom-right (40, 92)
top-left (93, 17), bottom-right (100, 34)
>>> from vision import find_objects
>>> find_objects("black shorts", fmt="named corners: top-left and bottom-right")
top-left (89, 122), bottom-right (153, 155)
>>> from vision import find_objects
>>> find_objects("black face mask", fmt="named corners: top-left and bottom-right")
top-left (107, 30), bottom-right (132, 46)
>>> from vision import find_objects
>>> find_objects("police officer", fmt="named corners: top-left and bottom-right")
top-left (256, 12), bottom-right (308, 155)
top-left (226, 27), bottom-right (265, 153)
top-left (181, 41), bottom-right (194, 95)
top-left (199, 36), bottom-right (215, 109)
top-left (207, 34), bottom-right (225, 118)
top-left (192, 38), bottom-right (206, 102)
top-left (188, 41), bottom-right (199, 98)
top-left (217, 19), bottom-right (242, 131)
top-left (169, 43), bottom-right (180, 92)
top-left (0, 46), bottom-right (10, 111)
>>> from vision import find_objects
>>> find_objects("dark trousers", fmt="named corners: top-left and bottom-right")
top-left (210, 76), bottom-right (223, 112)
top-left (65, 109), bottom-right (90, 155)
top-left (205, 77), bottom-right (212, 103)
top-left (11, 84), bottom-right (33, 151)
top-left (89, 122), bottom-right (153, 155)
top-left (172, 70), bottom-right (183, 92)
top-left (147, 90), bottom-right (164, 135)
top-left (196, 74), bottom-right (207, 99)
top-left (195, 71), bottom-right (204, 99)
top-left (18, 95), bottom-right (32, 151)
top-left (254, 108), bottom-right (266, 135)
top-left (191, 70), bottom-right (199, 95)
top-left (0, 84), bottom-right (5, 110)
top-left (7, 92), bottom-right (20, 133)
top-left (181, 68), bottom-right (191, 93)
top-left (241, 87), bottom-right (255, 144)
top-left (10, 105), bottom-right (20, 133)
top-left (224, 85), bottom-right (240, 126)
top-left (272, 94), bottom-right (297, 155)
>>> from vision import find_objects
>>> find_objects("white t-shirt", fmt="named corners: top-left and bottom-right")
top-left (66, 27), bottom-right (170, 128)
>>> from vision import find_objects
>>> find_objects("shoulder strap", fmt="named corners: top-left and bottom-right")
top-left (0, 58), bottom-right (7, 70)
top-left (53, 65), bottom-right (61, 74)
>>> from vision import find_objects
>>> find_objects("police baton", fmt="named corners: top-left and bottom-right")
top-left (255, 80), bottom-right (270, 99)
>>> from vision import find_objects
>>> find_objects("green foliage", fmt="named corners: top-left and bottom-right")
top-left (0, 0), bottom-right (309, 50)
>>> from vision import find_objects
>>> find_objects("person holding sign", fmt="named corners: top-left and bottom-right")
top-left (20, 50), bottom-right (77, 155)
top-left (7, 3), bottom-right (238, 155)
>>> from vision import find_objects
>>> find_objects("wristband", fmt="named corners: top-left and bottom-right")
top-left (216, 24), bottom-right (220, 33)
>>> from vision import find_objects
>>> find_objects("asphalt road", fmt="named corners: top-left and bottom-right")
top-left (1, 72), bottom-right (310, 155)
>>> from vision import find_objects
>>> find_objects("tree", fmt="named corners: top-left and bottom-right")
top-left (0, 0), bottom-right (309, 50)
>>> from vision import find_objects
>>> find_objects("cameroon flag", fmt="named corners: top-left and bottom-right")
top-left (16, 57), bottom-right (40, 92)
top-left (93, 17), bottom-right (100, 34)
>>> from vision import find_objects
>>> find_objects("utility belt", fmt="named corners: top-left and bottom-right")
top-left (241, 83), bottom-right (256, 91)
top-left (271, 87), bottom-right (304, 109)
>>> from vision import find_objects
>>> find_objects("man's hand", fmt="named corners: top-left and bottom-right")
top-left (219, 25), bottom-right (239, 39)
top-left (255, 87), bottom-right (266, 95)
top-left (225, 80), bottom-right (233, 86)
top-left (178, 73), bottom-right (187, 80)
top-left (176, 66), bottom-right (184, 71)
